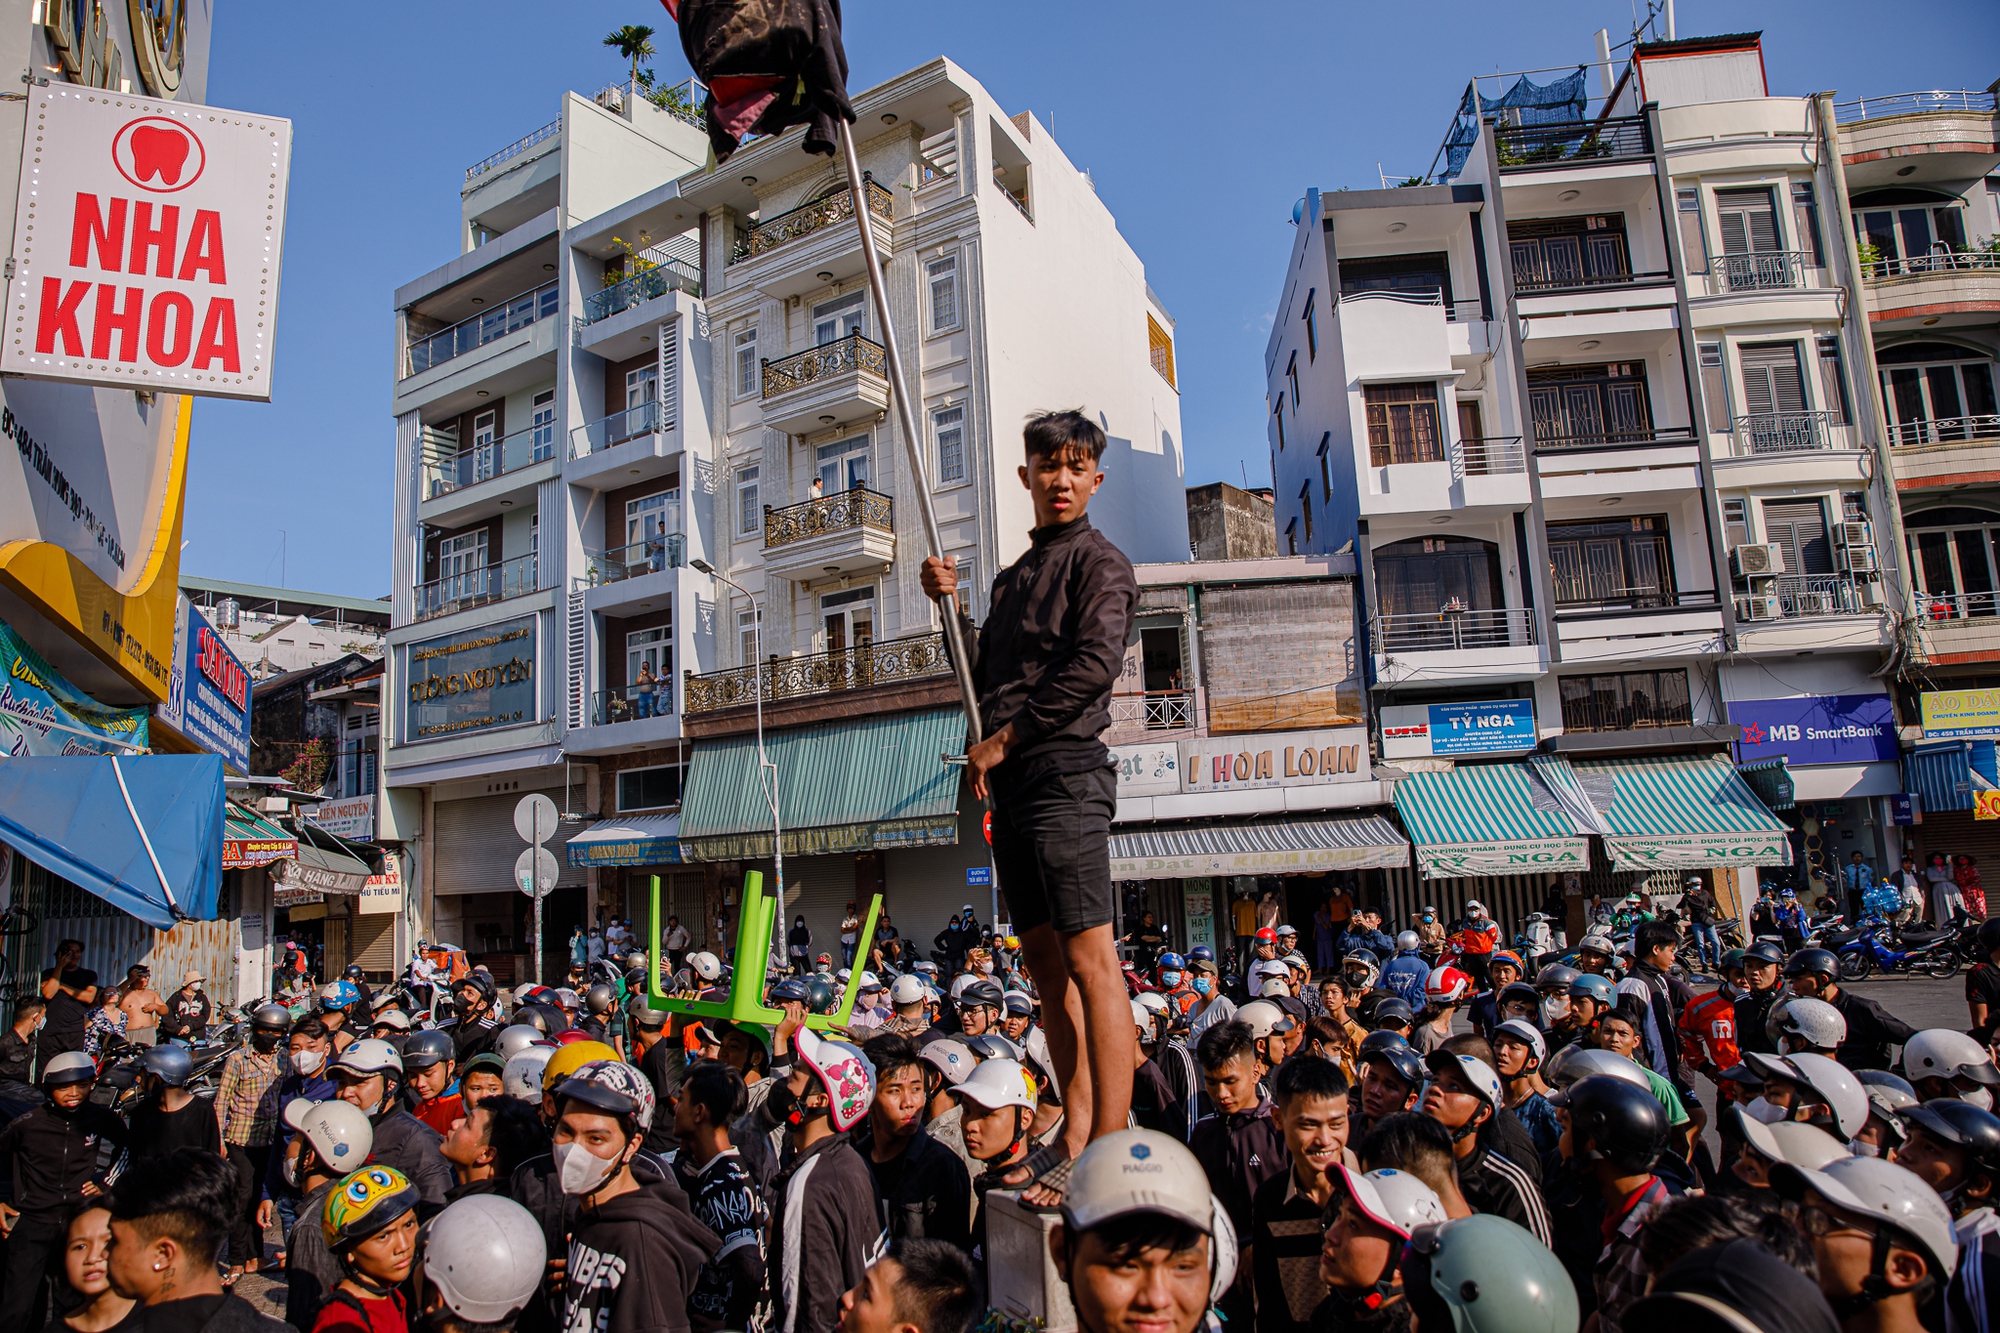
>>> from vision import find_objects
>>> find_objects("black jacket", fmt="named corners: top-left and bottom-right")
top-left (1829, 988), bottom-right (1917, 1070)
top-left (38, 992), bottom-right (92, 1059)
top-left (851, 1122), bottom-right (971, 1250)
top-left (771, 1133), bottom-right (878, 1333)
top-left (955, 515), bottom-right (1138, 784)
top-left (283, 1178), bottom-right (341, 1332)
top-left (0, 1101), bottom-right (125, 1217)
top-left (155, 1293), bottom-right (295, 1333)
top-left (448, 1011), bottom-right (501, 1065)
top-left (367, 1109), bottom-right (453, 1208)
top-left (1189, 1100), bottom-right (1288, 1241)
top-left (1733, 987), bottom-right (1785, 1056)
top-left (159, 988), bottom-right (211, 1040)
top-left (1458, 1142), bottom-right (1551, 1245)
top-left (563, 1173), bottom-right (719, 1333)
top-left (1630, 961), bottom-right (1695, 1083)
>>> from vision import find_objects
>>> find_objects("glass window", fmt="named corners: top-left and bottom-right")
top-left (1371, 535), bottom-right (1507, 649)
top-left (531, 390), bottom-right (556, 462)
top-left (1876, 341), bottom-right (2000, 445)
top-left (1287, 352), bottom-right (1300, 410)
top-left (625, 490), bottom-right (680, 564)
top-left (1148, 314), bottom-right (1176, 387)
top-left (1906, 507), bottom-right (2000, 620)
top-left (1558, 670), bottom-right (1693, 733)
top-left (738, 604), bottom-right (762, 664)
top-left (821, 585), bottom-right (875, 654)
top-left (1304, 290), bottom-right (1318, 361)
top-left (934, 406), bottom-right (966, 484)
top-left (927, 255), bottom-right (959, 333)
top-left (1546, 516), bottom-right (1677, 609)
top-left (1318, 432), bottom-right (1332, 502)
top-left (1299, 484), bottom-right (1313, 545)
top-left (736, 465), bottom-right (760, 536)
top-left (626, 626), bottom-right (670, 696)
top-left (816, 435), bottom-right (870, 493)
top-left (813, 291), bottom-right (866, 345)
top-left (1849, 190), bottom-right (1970, 270)
top-left (948, 555), bottom-right (976, 618)
top-left (1273, 399), bottom-right (1286, 452)
top-left (1723, 498), bottom-right (1750, 550)
top-left (1527, 363), bottom-right (1655, 446)
top-left (734, 327), bottom-right (758, 398)
top-left (617, 764), bottom-right (685, 812)
top-left (1364, 383), bottom-right (1444, 465)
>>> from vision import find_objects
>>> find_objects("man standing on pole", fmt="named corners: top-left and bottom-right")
top-left (921, 410), bottom-right (1138, 1204)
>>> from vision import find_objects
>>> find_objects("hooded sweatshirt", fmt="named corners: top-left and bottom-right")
top-left (565, 1173), bottom-right (720, 1333)
top-left (771, 1132), bottom-right (879, 1333)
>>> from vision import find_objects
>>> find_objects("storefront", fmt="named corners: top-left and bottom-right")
top-left (1727, 691), bottom-right (1903, 899)
top-left (430, 784), bottom-right (587, 984)
top-left (566, 814), bottom-right (713, 955)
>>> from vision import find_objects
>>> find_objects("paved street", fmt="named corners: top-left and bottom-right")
top-left (1841, 971), bottom-right (1973, 1035)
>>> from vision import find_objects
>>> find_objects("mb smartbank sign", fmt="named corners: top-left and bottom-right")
top-left (404, 617), bottom-right (535, 742)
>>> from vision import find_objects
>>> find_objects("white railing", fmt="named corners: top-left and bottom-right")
top-left (1834, 90), bottom-right (1998, 123)
top-left (1920, 590), bottom-right (2000, 622)
top-left (1865, 250), bottom-right (2000, 280)
top-left (466, 119), bottom-right (560, 186)
top-left (1891, 415), bottom-right (2000, 447)
top-left (1774, 575), bottom-right (1872, 618)
top-left (1453, 435), bottom-right (1526, 479)
top-left (1110, 692), bottom-right (1195, 730)
top-left (1372, 607), bottom-right (1536, 654)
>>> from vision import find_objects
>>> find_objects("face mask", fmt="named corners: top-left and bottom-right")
top-left (1743, 1096), bottom-right (1787, 1125)
top-left (1965, 1087), bottom-right (1996, 1112)
top-left (293, 1050), bottom-right (325, 1076)
top-left (979, 962), bottom-right (995, 975)
top-left (282, 1152), bottom-right (301, 1187)
top-left (554, 1141), bottom-right (620, 1196)
top-left (1192, 977), bottom-right (1212, 995)
top-left (1422, 915), bottom-right (1434, 924)
top-left (1851, 1140), bottom-right (1881, 1159)
top-left (253, 1031), bottom-right (282, 1054)
top-left (1161, 972), bottom-right (1182, 987)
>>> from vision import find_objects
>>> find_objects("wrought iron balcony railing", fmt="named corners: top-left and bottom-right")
top-left (579, 258), bottom-right (703, 325)
top-left (1371, 607), bottom-right (1536, 655)
top-left (571, 398), bottom-right (668, 458)
top-left (411, 554), bottom-right (538, 623)
top-left (1494, 116), bottom-right (1650, 171)
top-left (683, 631), bottom-right (950, 714)
top-left (1890, 414), bottom-right (2000, 447)
top-left (761, 332), bottom-right (887, 399)
top-left (1532, 425), bottom-right (1697, 452)
top-left (1733, 410), bottom-right (1843, 455)
top-left (731, 175), bottom-right (893, 263)
top-left (1865, 250), bottom-right (2000, 280)
top-left (764, 487), bottom-right (893, 550)
top-left (424, 421), bottom-right (556, 499)
top-left (1512, 267), bottom-right (1674, 294)
top-left (583, 533), bottom-right (684, 586)
top-left (1922, 590), bottom-right (2000, 621)
top-left (1775, 575), bottom-right (1874, 618)
top-left (405, 282), bottom-right (558, 378)
top-left (1715, 250), bottom-right (1815, 291)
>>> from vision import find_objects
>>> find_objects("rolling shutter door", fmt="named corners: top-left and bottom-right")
top-left (1908, 810), bottom-right (2000, 882)
top-left (351, 913), bottom-right (395, 973)
top-left (435, 788), bottom-right (588, 895)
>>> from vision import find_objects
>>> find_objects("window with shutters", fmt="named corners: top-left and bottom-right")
top-left (1546, 516), bottom-right (1678, 610)
top-left (1525, 363), bottom-right (1656, 447)
top-left (1761, 498), bottom-right (1833, 576)
top-left (1792, 182), bottom-right (1825, 267)
top-left (1877, 341), bottom-right (2000, 446)
top-left (927, 254), bottom-right (960, 334)
top-left (1507, 215), bottom-right (1632, 291)
top-left (1723, 498), bottom-right (1750, 550)
top-left (1697, 343), bottom-right (1732, 433)
top-left (1364, 383), bottom-right (1445, 465)
top-left (1816, 336), bottom-right (1851, 426)
top-left (1715, 187), bottom-right (1793, 290)
top-left (1558, 669), bottom-right (1692, 733)
top-left (1737, 343), bottom-right (1817, 451)
top-left (1676, 187), bottom-right (1708, 273)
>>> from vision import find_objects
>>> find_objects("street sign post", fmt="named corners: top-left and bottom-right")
top-left (514, 794), bottom-right (559, 984)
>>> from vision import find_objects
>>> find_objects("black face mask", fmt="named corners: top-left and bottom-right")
top-left (253, 1030), bottom-right (283, 1053)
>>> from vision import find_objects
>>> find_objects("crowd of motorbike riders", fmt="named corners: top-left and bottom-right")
top-left (5, 884), bottom-right (2000, 1333)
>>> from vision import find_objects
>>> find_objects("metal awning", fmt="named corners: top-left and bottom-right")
top-left (224, 806), bottom-right (296, 868)
top-left (1108, 814), bottom-right (1408, 880)
top-left (1568, 754), bottom-right (1793, 870)
top-left (680, 707), bottom-right (967, 861)
top-left (1392, 762), bottom-right (1588, 880)
top-left (567, 814), bottom-right (683, 867)
top-left (1905, 741), bottom-right (1995, 814)
top-left (273, 822), bottom-right (372, 896)
top-left (1736, 757), bottom-right (1796, 812)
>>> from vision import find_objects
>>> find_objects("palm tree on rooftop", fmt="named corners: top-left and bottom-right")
top-left (603, 24), bottom-right (656, 90)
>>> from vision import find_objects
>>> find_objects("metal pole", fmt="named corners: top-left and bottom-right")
top-left (532, 825), bottom-right (545, 986)
top-left (835, 120), bottom-right (984, 750)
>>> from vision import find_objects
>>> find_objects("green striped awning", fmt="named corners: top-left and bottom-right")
top-left (1392, 763), bottom-right (1587, 880)
top-left (680, 707), bottom-right (967, 861)
top-left (1567, 754), bottom-right (1793, 870)
top-left (1108, 815), bottom-right (1408, 880)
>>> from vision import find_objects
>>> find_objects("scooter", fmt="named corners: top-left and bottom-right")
top-left (1832, 915), bottom-right (1961, 981)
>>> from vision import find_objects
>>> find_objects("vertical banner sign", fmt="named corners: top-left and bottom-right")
top-left (157, 595), bottom-right (252, 771)
top-left (1182, 882), bottom-right (1216, 955)
top-left (3, 85), bottom-right (293, 400)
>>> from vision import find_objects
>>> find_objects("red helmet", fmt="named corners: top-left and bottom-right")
top-left (1254, 927), bottom-right (1277, 944)
top-left (1425, 966), bottom-right (1472, 1003)
top-left (553, 1028), bottom-right (597, 1046)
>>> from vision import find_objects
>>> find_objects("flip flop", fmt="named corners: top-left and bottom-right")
top-left (1001, 1142), bottom-right (1074, 1214)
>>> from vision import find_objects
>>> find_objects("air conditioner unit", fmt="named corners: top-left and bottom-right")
top-left (1731, 543), bottom-right (1786, 578)
top-left (1838, 521), bottom-right (1873, 547)
top-left (1838, 544), bottom-right (1879, 574)
top-left (1861, 581), bottom-right (1889, 608)
top-left (1802, 591), bottom-right (1838, 615)
top-left (1735, 595), bottom-right (1782, 622)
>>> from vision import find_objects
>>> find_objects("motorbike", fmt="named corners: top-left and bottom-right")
top-left (1828, 915), bottom-right (1961, 981)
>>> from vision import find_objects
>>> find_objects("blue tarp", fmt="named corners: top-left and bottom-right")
top-left (0, 755), bottom-right (224, 929)
top-left (1442, 69), bottom-right (1589, 179)
top-left (1904, 741), bottom-right (1997, 814)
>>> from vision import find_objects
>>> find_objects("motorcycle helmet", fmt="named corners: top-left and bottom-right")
top-left (423, 1195), bottom-right (546, 1325)
top-left (1558, 1075), bottom-right (1668, 1172)
top-left (1534, 963), bottom-right (1580, 992)
top-left (1189, 945), bottom-right (1215, 963)
top-left (1783, 948), bottom-right (1841, 983)
top-left (1771, 997), bottom-right (1847, 1052)
top-left (1402, 1215), bottom-right (1579, 1333)
top-left (803, 975), bottom-right (838, 1016)
top-left (584, 984), bottom-right (615, 1016)
top-left (1424, 966), bottom-right (1471, 1004)
top-left (794, 1026), bottom-right (874, 1132)
top-left (402, 1030), bottom-right (456, 1072)
top-left (323, 1166), bottom-right (419, 1251)
top-left (320, 980), bottom-right (360, 1012)
top-left (41, 1051), bottom-right (95, 1087)
top-left (139, 1044), bottom-right (194, 1089)
top-left (502, 1048), bottom-right (555, 1102)
top-left (494, 1025), bottom-right (551, 1062)
top-left (770, 978), bottom-right (809, 1005)
top-left (692, 952), bottom-right (724, 983)
top-left (1395, 931), bottom-right (1422, 953)
top-left (556, 1059), bottom-right (657, 1131)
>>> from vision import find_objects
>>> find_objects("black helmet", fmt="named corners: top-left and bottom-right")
top-left (250, 1003), bottom-right (292, 1033)
top-left (966, 1033), bottom-right (1025, 1062)
top-left (456, 972), bottom-right (496, 1003)
top-left (1978, 918), bottom-right (2000, 956)
top-left (1743, 940), bottom-right (1785, 966)
top-left (1556, 1075), bottom-right (1667, 1174)
top-left (1358, 1033), bottom-right (1425, 1087)
top-left (1783, 948), bottom-right (1840, 981)
top-left (770, 978), bottom-right (809, 1004)
top-left (803, 976), bottom-right (837, 1015)
top-left (1499, 982), bottom-right (1540, 1008)
top-left (401, 1030), bottom-right (455, 1071)
top-left (1902, 1098), bottom-right (2000, 1180)
top-left (585, 984), bottom-right (616, 1016)
top-left (511, 1005), bottom-right (553, 1037)
top-left (959, 979), bottom-right (1005, 1011)
top-left (1373, 996), bottom-right (1414, 1027)
top-left (343, 964), bottom-right (366, 981)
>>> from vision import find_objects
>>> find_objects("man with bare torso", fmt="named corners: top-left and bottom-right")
top-left (118, 966), bottom-right (165, 1046)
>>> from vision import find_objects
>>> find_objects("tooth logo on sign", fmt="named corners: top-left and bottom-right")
top-left (111, 116), bottom-right (206, 193)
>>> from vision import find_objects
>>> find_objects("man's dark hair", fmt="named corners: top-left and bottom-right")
top-left (14, 997), bottom-right (46, 1020)
top-left (1638, 1193), bottom-right (1816, 1279)
top-left (1358, 1112), bottom-right (1458, 1199)
top-left (884, 1238), bottom-right (982, 1333)
top-left (1195, 1020), bottom-right (1256, 1073)
top-left (1023, 409), bottom-right (1107, 466)
top-left (862, 1032), bottom-right (924, 1086)
top-left (1075, 1210), bottom-right (1208, 1262)
top-left (681, 1059), bottom-right (748, 1126)
top-left (480, 1097), bottom-right (549, 1179)
top-left (108, 1147), bottom-right (234, 1267)
top-left (1439, 1033), bottom-right (1495, 1068)
top-left (1273, 1053), bottom-right (1349, 1105)
top-left (1602, 999), bottom-right (1649, 1035)
top-left (290, 1015), bottom-right (328, 1040)
top-left (55, 939), bottom-right (83, 958)
top-left (1634, 920), bottom-right (1680, 956)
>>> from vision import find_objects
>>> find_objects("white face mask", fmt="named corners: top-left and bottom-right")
top-left (1540, 997), bottom-right (1569, 1026)
top-left (1743, 1096), bottom-right (1787, 1125)
top-left (555, 1141), bottom-right (620, 1196)
top-left (281, 1151), bottom-right (301, 1186)
top-left (293, 1050), bottom-right (325, 1076)
top-left (978, 962), bottom-right (995, 975)
top-left (1965, 1087), bottom-right (1996, 1112)
top-left (1851, 1140), bottom-right (1882, 1158)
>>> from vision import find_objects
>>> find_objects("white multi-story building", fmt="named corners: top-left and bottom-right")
top-left (1265, 31), bottom-right (1911, 928)
top-left (383, 63), bottom-right (1186, 979)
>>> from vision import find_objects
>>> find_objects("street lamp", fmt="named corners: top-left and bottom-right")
top-left (690, 559), bottom-right (785, 979)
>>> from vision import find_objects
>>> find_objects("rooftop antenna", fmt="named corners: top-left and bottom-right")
top-left (1377, 161), bottom-right (1388, 188)
top-left (1664, 0), bottom-right (1676, 40)
top-left (1241, 460), bottom-right (1249, 488)
top-left (1595, 29), bottom-right (1614, 98)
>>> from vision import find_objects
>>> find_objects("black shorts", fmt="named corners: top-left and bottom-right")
top-left (991, 766), bottom-right (1117, 936)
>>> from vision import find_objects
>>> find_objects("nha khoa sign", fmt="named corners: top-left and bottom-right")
top-left (4, 86), bottom-right (292, 400)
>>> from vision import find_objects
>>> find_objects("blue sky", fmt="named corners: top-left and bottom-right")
top-left (193, 0), bottom-right (2000, 598)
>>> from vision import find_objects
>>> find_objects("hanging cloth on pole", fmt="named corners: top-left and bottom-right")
top-left (659, 0), bottom-right (854, 162)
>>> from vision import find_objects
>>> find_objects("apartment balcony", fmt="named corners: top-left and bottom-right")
top-left (1554, 591), bottom-right (1725, 665)
top-left (405, 282), bottom-right (559, 378)
top-left (1733, 575), bottom-right (1891, 654)
top-left (1836, 89), bottom-right (2000, 191)
top-left (683, 630), bottom-right (950, 716)
top-left (411, 555), bottom-right (538, 625)
top-left (463, 119), bottom-right (563, 239)
top-left (760, 487), bottom-right (895, 581)
top-left (1533, 425), bottom-right (1702, 499)
top-left (574, 260), bottom-right (703, 362)
top-left (561, 684), bottom-right (683, 756)
top-left (582, 534), bottom-right (684, 589)
top-left (1493, 117), bottom-right (1652, 177)
top-left (1110, 691), bottom-right (1196, 731)
top-left (1724, 410), bottom-right (1862, 458)
top-left (1864, 251), bottom-right (2000, 327)
top-left (567, 398), bottom-right (680, 491)
top-left (1891, 416), bottom-right (2000, 490)
top-left (1918, 592), bottom-right (2000, 665)
top-left (418, 422), bottom-right (558, 529)
top-left (395, 282), bottom-right (560, 418)
top-left (1704, 251), bottom-right (1821, 295)
top-left (1370, 608), bottom-right (1544, 687)
top-left (758, 333), bottom-right (891, 436)
top-left (726, 176), bottom-right (894, 300)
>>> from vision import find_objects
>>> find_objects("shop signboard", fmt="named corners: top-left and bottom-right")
top-left (157, 596), bottom-right (251, 771)
top-left (1181, 883), bottom-right (1216, 954)
top-left (1922, 690), bottom-right (2000, 741)
top-left (1180, 726), bottom-right (1370, 794)
top-left (1891, 794), bottom-right (1917, 825)
top-left (1111, 741), bottom-right (1182, 797)
top-left (1381, 700), bottom-right (1536, 759)
top-left (358, 853), bottom-right (402, 916)
top-left (1415, 838), bottom-right (1588, 879)
top-left (1729, 694), bottom-right (1898, 765)
top-left (0, 619), bottom-right (148, 754)
top-left (222, 829), bottom-right (292, 868)
top-left (304, 794), bottom-right (375, 842)
top-left (404, 617), bottom-right (535, 742)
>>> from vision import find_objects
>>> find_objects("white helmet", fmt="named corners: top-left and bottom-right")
top-left (1395, 931), bottom-right (1422, 952)
top-left (493, 1025), bottom-right (548, 1063)
top-left (281, 1097), bottom-right (373, 1172)
top-left (1771, 1156), bottom-right (1958, 1279)
top-left (1424, 966), bottom-right (1470, 1004)
top-left (1424, 1050), bottom-right (1501, 1113)
top-left (502, 1048), bottom-right (555, 1102)
top-left (1237, 1000), bottom-right (1296, 1042)
top-left (41, 1051), bottom-right (97, 1086)
top-left (424, 1194), bottom-right (548, 1324)
top-left (1062, 1129), bottom-right (1238, 1305)
top-left (1774, 997), bottom-right (1847, 1052)
top-left (1252, 959), bottom-right (1292, 980)
top-left (949, 974), bottom-right (975, 1001)
top-left (857, 972), bottom-right (882, 992)
top-left (1782, 1053), bottom-right (1871, 1142)
top-left (836, 968), bottom-right (852, 983)
top-left (1738, 1117), bottom-right (1847, 1173)
top-left (919, 1038), bottom-right (976, 1086)
top-left (1134, 991), bottom-right (1169, 1015)
top-left (692, 952), bottom-right (724, 982)
top-left (1905, 1030), bottom-right (2000, 1087)
top-left (331, 1038), bottom-right (405, 1078)
top-left (890, 974), bottom-right (927, 1006)
top-left (1336, 1164), bottom-right (1447, 1239)
top-left (1130, 999), bottom-right (1153, 1035)
top-left (952, 1057), bottom-right (1038, 1114)
top-left (1492, 1018), bottom-right (1547, 1068)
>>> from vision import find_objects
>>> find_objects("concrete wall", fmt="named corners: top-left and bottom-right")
top-left (1187, 483), bottom-right (1276, 560)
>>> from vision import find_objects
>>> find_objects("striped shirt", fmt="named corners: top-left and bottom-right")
top-left (1459, 1143), bottom-right (1551, 1245)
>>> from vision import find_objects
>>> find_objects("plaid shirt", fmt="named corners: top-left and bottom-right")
top-left (216, 1046), bottom-right (288, 1147)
